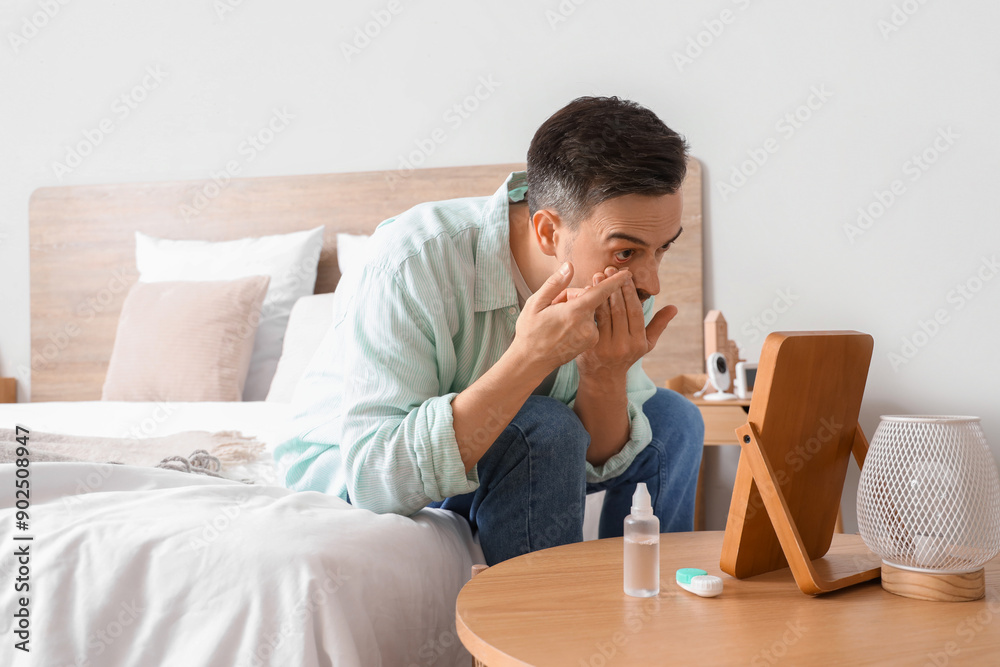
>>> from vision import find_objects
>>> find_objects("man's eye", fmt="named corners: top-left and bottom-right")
top-left (614, 249), bottom-right (633, 262)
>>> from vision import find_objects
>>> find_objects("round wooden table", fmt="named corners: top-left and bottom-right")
top-left (456, 532), bottom-right (1000, 666)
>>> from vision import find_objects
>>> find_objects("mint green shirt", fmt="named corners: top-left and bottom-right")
top-left (273, 171), bottom-right (658, 516)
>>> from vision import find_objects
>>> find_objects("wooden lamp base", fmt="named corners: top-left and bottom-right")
top-left (881, 563), bottom-right (985, 602)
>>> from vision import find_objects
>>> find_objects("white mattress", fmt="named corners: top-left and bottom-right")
top-left (0, 401), bottom-right (485, 666)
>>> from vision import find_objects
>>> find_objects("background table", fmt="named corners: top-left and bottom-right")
top-left (666, 373), bottom-right (751, 530)
top-left (686, 394), bottom-right (751, 530)
top-left (457, 532), bottom-right (1000, 666)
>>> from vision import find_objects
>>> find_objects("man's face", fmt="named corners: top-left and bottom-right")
top-left (557, 192), bottom-right (683, 303)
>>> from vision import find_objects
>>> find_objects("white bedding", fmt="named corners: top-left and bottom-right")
top-left (0, 400), bottom-right (298, 486)
top-left (0, 401), bottom-right (485, 666)
top-left (0, 400), bottom-right (297, 443)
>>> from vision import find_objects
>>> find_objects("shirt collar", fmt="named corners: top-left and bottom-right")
top-left (474, 171), bottom-right (527, 312)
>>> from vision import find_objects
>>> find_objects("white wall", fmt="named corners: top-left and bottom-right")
top-left (2, 0), bottom-right (997, 531)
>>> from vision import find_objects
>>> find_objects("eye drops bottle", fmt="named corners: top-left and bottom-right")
top-left (624, 482), bottom-right (659, 597)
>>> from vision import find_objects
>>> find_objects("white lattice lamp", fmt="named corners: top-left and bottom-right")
top-left (857, 416), bottom-right (1000, 601)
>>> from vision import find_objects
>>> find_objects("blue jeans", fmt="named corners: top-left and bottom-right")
top-left (425, 388), bottom-right (704, 566)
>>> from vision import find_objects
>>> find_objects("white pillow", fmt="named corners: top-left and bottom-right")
top-left (265, 292), bottom-right (337, 403)
top-left (135, 226), bottom-right (325, 401)
top-left (265, 234), bottom-right (371, 403)
top-left (336, 233), bottom-right (371, 279)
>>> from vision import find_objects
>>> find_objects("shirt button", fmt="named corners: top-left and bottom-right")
top-left (508, 307), bottom-right (517, 315)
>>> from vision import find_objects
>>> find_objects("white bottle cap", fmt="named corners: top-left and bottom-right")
top-left (631, 483), bottom-right (653, 516)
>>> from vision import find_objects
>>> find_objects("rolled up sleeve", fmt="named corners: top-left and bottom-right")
top-left (340, 268), bottom-right (479, 516)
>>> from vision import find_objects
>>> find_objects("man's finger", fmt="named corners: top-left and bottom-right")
top-left (622, 276), bottom-right (646, 336)
top-left (571, 270), bottom-right (631, 312)
top-left (528, 262), bottom-right (574, 312)
top-left (594, 299), bottom-right (611, 339)
top-left (645, 305), bottom-right (678, 352)
top-left (608, 282), bottom-right (628, 337)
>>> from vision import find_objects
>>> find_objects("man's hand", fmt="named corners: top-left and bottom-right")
top-left (575, 267), bottom-right (678, 381)
top-left (510, 262), bottom-right (633, 373)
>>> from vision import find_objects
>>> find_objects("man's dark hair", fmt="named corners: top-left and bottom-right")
top-left (526, 96), bottom-right (689, 227)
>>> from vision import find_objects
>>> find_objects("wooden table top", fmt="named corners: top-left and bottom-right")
top-left (456, 531), bottom-right (1000, 666)
top-left (687, 395), bottom-right (751, 408)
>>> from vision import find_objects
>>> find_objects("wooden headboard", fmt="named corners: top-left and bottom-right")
top-left (29, 160), bottom-right (703, 401)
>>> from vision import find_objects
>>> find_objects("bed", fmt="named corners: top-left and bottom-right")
top-left (1, 160), bottom-right (703, 666)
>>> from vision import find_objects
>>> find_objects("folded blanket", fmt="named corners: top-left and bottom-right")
top-left (0, 428), bottom-right (265, 482)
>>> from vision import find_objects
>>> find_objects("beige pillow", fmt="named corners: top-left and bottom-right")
top-left (101, 276), bottom-right (271, 402)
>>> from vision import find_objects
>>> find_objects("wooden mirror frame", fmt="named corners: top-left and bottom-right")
top-left (720, 331), bottom-right (882, 595)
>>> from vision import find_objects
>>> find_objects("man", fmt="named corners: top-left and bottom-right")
top-left (274, 96), bottom-right (705, 566)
